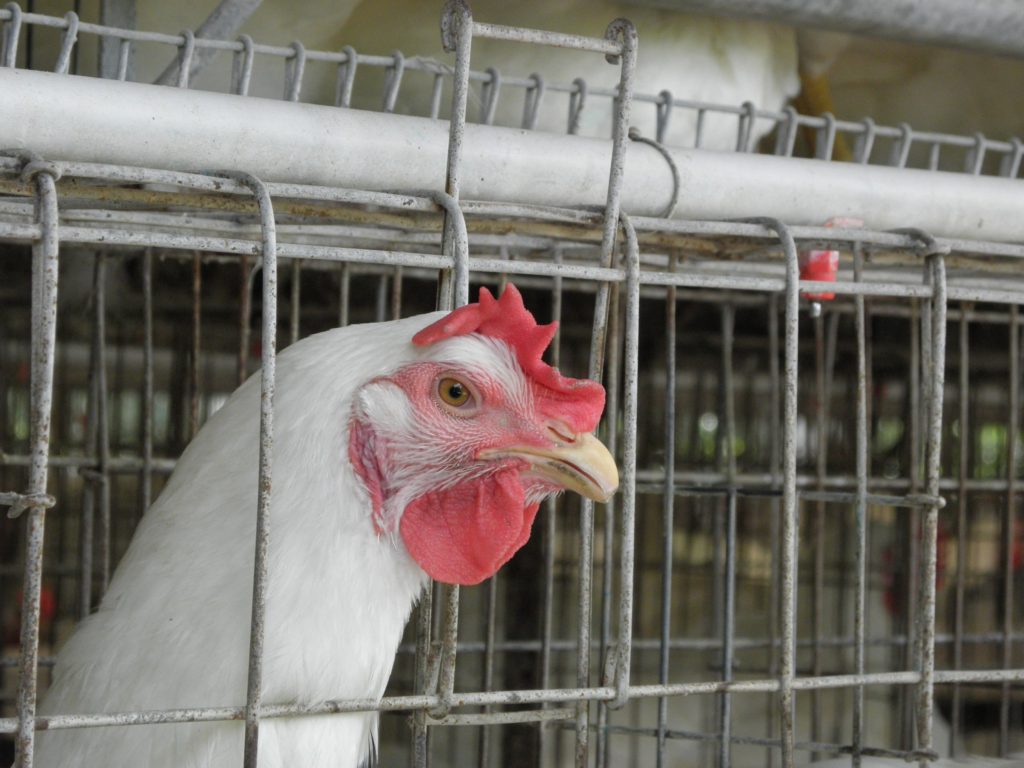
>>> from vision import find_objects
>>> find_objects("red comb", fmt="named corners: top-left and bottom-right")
top-left (413, 285), bottom-right (606, 433)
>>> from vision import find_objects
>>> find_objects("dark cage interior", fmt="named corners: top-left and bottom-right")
top-left (2, 228), bottom-right (1022, 766)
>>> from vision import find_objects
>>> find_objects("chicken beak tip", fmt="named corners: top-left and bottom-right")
top-left (493, 432), bottom-right (619, 502)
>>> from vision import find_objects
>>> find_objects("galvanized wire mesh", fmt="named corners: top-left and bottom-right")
top-left (0, 3), bottom-right (1023, 768)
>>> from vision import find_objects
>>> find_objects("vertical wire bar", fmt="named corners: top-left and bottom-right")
top-left (612, 214), bottom-right (640, 711)
top-left (582, 25), bottom-right (636, 763)
top-left (412, 584), bottom-right (433, 768)
top-left (420, 190), bottom-right (470, 756)
top-left (539, 251), bottom-right (563, 765)
top-left (718, 303), bottom-right (737, 768)
top-left (575, 413), bottom-right (599, 765)
top-left (902, 300), bottom-right (922, 749)
top-left (695, 109), bottom-right (706, 148)
top-left (656, 258), bottom-right (677, 768)
top-left (116, 38), bottom-right (131, 81)
top-left (497, 245), bottom-right (510, 293)
top-left (479, 241), bottom-right (501, 765)
top-left (239, 253), bottom-right (251, 386)
top-left (141, 250), bottom-right (153, 515)
top-left (1000, 305), bottom-right (1019, 756)
top-left (852, 244), bottom-right (868, 767)
top-left (374, 275), bottom-right (387, 322)
top-left (93, 254), bottom-right (111, 594)
top-left (916, 252), bottom-right (947, 766)
top-left (14, 165), bottom-right (60, 768)
top-left (916, 289), bottom-right (934, 759)
top-left (391, 266), bottom-right (403, 320)
top-left (290, 258), bottom-right (301, 345)
top-left (431, 191), bottom-right (469, 311)
top-left (431, 581), bottom-right (460, 719)
top-left (811, 312), bottom-right (826, 757)
top-left (189, 251), bottom-right (201, 439)
top-left (51, 344), bottom-right (69, 660)
top-left (478, 573), bottom-right (497, 767)
top-left (235, 174), bottom-right (278, 768)
top-left (951, 302), bottom-right (970, 755)
top-left (709, 449), bottom-right (723, 768)
top-left (590, 18), bottom-right (637, 356)
top-left (409, 191), bottom-right (467, 768)
top-left (338, 262), bottom-right (351, 328)
top-left (759, 219), bottom-right (800, 768)
top-left (439, 0), bottom-right (472, 221)
top-left (767, 293), bottom-right (781, 768)
top-left (79, 311), bottom-right (97, 618)
top-left (429, 73), bottom-right (443, 119)
top-left (596, 282), bottom-right (621, 768)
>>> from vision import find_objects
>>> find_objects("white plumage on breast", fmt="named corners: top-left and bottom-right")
top-left (35, 315), bottom-right (442, 767)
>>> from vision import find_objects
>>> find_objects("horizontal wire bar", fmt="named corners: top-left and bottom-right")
top-left (6, 627), bottom-right (1024, 675)
top-left (6, 220), bottom-right (1024, 305)
top-left (601, 723), bottom-right (926, 762)
top-left (471, 22), bottom-right (622, 55)
top-left (425, 707), bottom-right (575, 727)
top-left (3, 670), bottom-right (1020, 734)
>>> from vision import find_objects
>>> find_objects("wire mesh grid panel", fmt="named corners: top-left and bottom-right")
top-left (1, 3), bottom-right (1024, 768)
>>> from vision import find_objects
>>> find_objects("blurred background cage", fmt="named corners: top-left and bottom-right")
top-left (1, 0), bottom-right (1024, 766)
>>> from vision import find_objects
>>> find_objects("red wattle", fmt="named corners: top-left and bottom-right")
top-left (399, 469), bottom-right (540, 585)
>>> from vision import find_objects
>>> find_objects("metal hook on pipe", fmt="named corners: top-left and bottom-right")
top-left (655, 89), bottom-right (672, 144)
top-left (53, 11), bottom-right (78, 75)
top-left (335, 45), bottom-right (357, 108)
top-left (382, 50), bottom-right (405, 112)
top-left (521, 72), bottom-right (544, 130)
top-left (737, 100), bottom-right (757, 153)
top-left (854, 116), bottom-right (876, 164)
top-left (232, 34), bottom-right (254, 96)
top-left (284, 41), bottom-right (305, 102)
top-left (890, 121), bottom-right (913, 168)
top-left (479, 66), bottom-right (500, 125)
top-left (628, 127), bottom-right (679, 219)
top-left (1, 2), bottom-right (22, 68)
top-left (175, 29), bottom-right (196, 88)
top-left (568, 77), bottom-right (587, 135)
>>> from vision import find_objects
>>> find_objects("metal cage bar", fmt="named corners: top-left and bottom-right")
top-left (0, 5), bottom-right (1022, 762)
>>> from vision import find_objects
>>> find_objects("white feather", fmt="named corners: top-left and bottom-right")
top-left (36, 313), bottom-right (463, 768)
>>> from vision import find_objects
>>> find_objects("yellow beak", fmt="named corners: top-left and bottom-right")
top-left (482, 432), bottom-right (619, 503)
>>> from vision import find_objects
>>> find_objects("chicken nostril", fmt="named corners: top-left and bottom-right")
top-left (547, 422), bottom-right (578, 444)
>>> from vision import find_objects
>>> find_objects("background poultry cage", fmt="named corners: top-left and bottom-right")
top-left (1, 1), bottom-right (1024, 766)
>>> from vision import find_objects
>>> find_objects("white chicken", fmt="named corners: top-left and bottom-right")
top-left (32, 285), bottom-right (619, 767)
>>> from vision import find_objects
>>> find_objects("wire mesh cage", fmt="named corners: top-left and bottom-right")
top-left (1, 2), bottom-right (1023, 767)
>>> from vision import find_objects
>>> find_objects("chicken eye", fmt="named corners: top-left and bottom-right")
top-left (438, 377), bottom-right (472, 407)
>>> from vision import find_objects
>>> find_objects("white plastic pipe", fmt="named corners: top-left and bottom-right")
top-left (2, 68), bottom-right (1024, 244)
